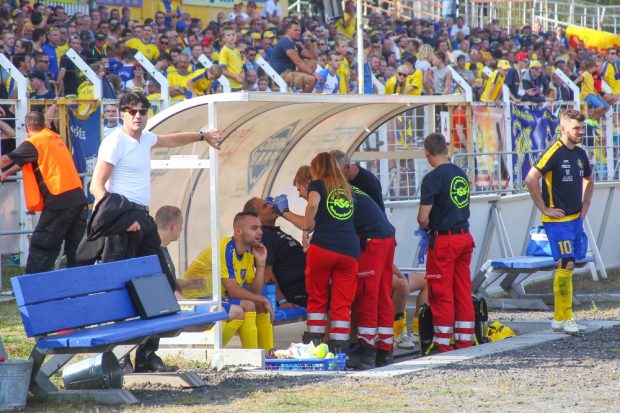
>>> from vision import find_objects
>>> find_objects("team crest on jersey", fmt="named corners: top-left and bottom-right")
top-left (450, 176), bottom-right (470, 208)
top-left (326, 188), bottom-right (354, 220)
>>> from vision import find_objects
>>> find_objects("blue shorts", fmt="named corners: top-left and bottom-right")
top-left (221, 297), bottom-right (241, 313)
top-left (542, 219), bottom-right (588, 261)
top-left (585, 94), bottom-right (610, 110)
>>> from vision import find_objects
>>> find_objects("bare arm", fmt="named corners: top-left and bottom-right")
top-left (90, 160), bottom-right (114, 203)
top-left (417, 204), bottom-right (432, 229)
top-left (285, 48), bottom-right (314, 75)
top-left (424, 70), bottom-right (433, 94)
top-left (443, 70), bottom-right (453, 94)
top-left (56, 67), bottom-right (66, 96)
top-left (304, 191), bottom-right (320, 231)
top-left (0, 120), bottom-right (15, 138)
top-left (281, 210), bottom-right (307, 229)
top-left (0, 162), bottom-right (20, 182)
top-left (581, 174), bottom-right (595, 219)
top-left (524, 167), bottom-right (566, 218)
top-left (155, 129), bottom-right (221, 149)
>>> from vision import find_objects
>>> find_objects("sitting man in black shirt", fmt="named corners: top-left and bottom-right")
top-left (243, 197), bottom-right (307, 308)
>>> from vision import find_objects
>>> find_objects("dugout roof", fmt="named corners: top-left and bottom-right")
top-left (146, 92), bottom-right (467, 271)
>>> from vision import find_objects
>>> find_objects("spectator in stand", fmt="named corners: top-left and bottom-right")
top-left (334, 39), bottom-right (351, 94)
top-left (481, 60), bottom-right (511, 103)
top-left (188, 65), bottom-right (222, 96)
top-left (158, 0), bottom-right (181, 28)
top-left (602, 48), bottom-right (620, 95)
top-left (219, 27), bottom-right (244, 91)
top-left (425, 51), bottom-right (452, 95)
top-left (336, 0), bottom-right (356, 40)
top-left (402, 55), bottom-right (423, 96)
top-left (521, 60), bottom-right (552, 103)
top-left (103, 103), bottom-right (119, 138)
top-left (416, 44), bottom-right (434, 73)
top-left (124, 63), bottom-right (146, 92)
top-left (168, 53), bottom-right (193, 100)
top-left (576, 59), bottom-right (610, 121)
top-left (503, 53), bottom-right (528, 102)
top-left (262, 0), bottom-right (282, 24)
top-left (315, 52), bottom-right (341, 94)
top-left (270, 20), bottom-right (319, 93)
top-left (257, 76), bottom-right (271, 92)
top-left (244, 68), bottom-right (258, 91)
top-left (57, 35), bottom-right (82, 97)
top-left (453, 55), bottom-right (475, 91)
top-left (85, 32), bottom-right (107, 64)
top-left (385, 64), bottom-right (408, 95)
top-left (228, 3), bottom-right (248, 22)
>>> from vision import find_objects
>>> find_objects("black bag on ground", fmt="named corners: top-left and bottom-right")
top-left (473, 296), bottom-right (489, 344)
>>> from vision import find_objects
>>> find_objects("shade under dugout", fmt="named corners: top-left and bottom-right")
top-left (146, 92), bottom-right (467, 273)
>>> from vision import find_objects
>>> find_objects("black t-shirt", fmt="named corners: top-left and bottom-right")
top-left (29, 89), bottom-right (56, 100)
top-left (59, 54), bottom-right (81, 96)
top-left (261, 225), bottom-right (307, 306)
top-left (308, 179), bottom-right (360, 259)
top-left (420, 163), bottom-right (470, 232)
top-left (534, 140), bottom-right (591, 216)
top-left (352, 186), bottom-right (395, 239)
top-left (7, 141), bottom-right (86, 210)
top-left (504, 67), bottom-right (521, 98)
top-left (269, 36), bottom-right (300, 74)
top-left (349, 166), bottom-right (385, 211)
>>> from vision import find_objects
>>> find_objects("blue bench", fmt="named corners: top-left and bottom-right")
top-left (188, 301), bottom-right (307, 324)
top-left (473, 255), bottom-right (595, 310)
top-left (11, 255), bottom-right (228, 405)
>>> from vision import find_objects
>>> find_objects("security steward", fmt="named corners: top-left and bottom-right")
top-left (0, 111), bottom-right (87, 273)
top-left (417, 132), bottom-right (476, 354)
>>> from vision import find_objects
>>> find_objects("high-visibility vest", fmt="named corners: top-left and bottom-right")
top-left (22, 129), bottom-right (82, 211)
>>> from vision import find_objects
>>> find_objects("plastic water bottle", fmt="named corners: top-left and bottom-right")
top-left (403, 271), bottom-right (410, 280)
top-left (264, 282), bottom-right (277, 310)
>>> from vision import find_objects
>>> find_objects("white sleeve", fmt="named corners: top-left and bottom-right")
top-left (144, 131), bottom-right (158, 148)
top-left (97, 133), bottom-right (123, 166)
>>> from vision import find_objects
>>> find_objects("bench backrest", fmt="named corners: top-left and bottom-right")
top-left (11, 256), bottom-right (164, 337)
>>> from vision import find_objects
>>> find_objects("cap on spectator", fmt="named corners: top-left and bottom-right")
top-left (263, 31), bottom-right (275, 39)
top-left (395, 26), bottom-right (406, 34)
top-left (79, 30), bottom-right (91, 41)
top-left (400, 54), bottom-right (417, 66)
top-left (471, 37), bottom-right (482, 46)
top-left (251, 32), bottom-right (261, 40)
top-left (27, 69), bottom-right (46, 81)
top-left (555, 57), bottom-right (567, 65)
top-left (176, 21), bottom-right (187, 32)
top-left (207, 21), bottom-right (219, 31)
top-left (497, 60), bottom-right (511, 70)
top-left (95, 32), bottom-right (106, 41)
top-left (202, 36), bottom-right (213, 47)
top-left (515, 52), bottom-right (529, 62)
top-left (240, 28), bottom-right (249, 35)
top-left (529, 60), bottom-right (542, 68)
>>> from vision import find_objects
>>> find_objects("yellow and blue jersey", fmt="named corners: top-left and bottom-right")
top-left (189, 68), bottom-right (213, 96)
top-left (534, 140), bottom-right (592, 222)
top-left (481, 69), bottom-right (505, 103)
top-left (181, 236), bottom-right (255, 298)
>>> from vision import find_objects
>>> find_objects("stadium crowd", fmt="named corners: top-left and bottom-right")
top-left (0, 0), bottom-right (617, 109)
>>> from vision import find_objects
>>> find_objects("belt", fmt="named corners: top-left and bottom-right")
top-left (133, 203), bottom-right (149, 213)
top-left (433, 228), bottom-right (469, 236)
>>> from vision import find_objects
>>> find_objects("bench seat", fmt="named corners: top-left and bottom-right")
top-left (188, 302), bottom-right (307, 323)
top-left (490, 255), bottom-right (594, 269)
top-left (37, 310), bottom-right (228, 349)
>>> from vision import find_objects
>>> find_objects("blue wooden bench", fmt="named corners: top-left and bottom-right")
top-left (11, 255), bottom-right (228, 405)
top-left (188, 301), bottom-right (307, 324)
top-left (472, 255), bottom-right (595, 310)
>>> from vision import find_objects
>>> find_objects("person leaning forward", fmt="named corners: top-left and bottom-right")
top-left (88, 91), bottom-right (221, 373)
top-left (0, 111), bottom-right (87, 274)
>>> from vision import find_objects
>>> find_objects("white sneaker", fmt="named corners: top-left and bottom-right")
top-left (551, 319), bottom-right (565, 331)
top-left (569, 318), bottom-right (588, 332)
top-left (563, 319), bottom-right (579, 335)
top-left (395, 331), bottom-right (416, 350)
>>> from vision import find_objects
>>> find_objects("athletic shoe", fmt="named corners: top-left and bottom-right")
top-left (375, 349), bottom-right (393, 367)
top-left (551, 319), bottom-right (565, 331)
top-left (567, 318), bottom-right (587, 332)
top-left (395, 331), bottom-right (415, 350)
top-left (563, 319), bottom-right (580, 335)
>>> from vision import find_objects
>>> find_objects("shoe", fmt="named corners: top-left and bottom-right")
top-left (395, 331), bottom-right (415, 350)
top-left (422, 343), bottom-right (441, 357)
top-left (551, 319), bottom-right (565, 331)
top-left (346, 342), bottom-right (376, 370)
top-left (302, 332), bottom-right (324, 346)
top-left (134, 353), bottom-right (178, 373)
top-left (564, 318), bottom-right (587, 334)
top-left (119, 355), bottom-right (133, 375)
top-left (328, 339), bottom-right (350, 355)
top-left (563, 319), bottom-right (579, 335)
top-left (375, 349), bottom-right (393, 367)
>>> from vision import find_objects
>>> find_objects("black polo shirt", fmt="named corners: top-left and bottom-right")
top-left (352, 186), bottom-right (395, 239)
top-left (350, 166), bottom-right (385, 211)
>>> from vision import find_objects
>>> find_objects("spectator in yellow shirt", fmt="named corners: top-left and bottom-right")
top-left (125, 25), bottom-right (160, 62)
top-left (188, 65), bottom-right (222, 96)
top-left (336, 0), bottom-right (356, 39)
top-left (168, 54), bottom-right (194, 100)
top-left (576, 59), bottom-right (610, 121)
top-left (481, 59), bottom-right (511, 103)
top-left (385, 64), bottom-right (409, 94)
top-left (219, 28), bottom-right (244, 91)
top-left (401, 55), bottom-right (423, 96)
top-left (602, 48), bottom-right (620, 95)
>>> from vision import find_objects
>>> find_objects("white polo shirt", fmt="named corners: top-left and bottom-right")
top-left (97, 128), bottom-right (157, 206)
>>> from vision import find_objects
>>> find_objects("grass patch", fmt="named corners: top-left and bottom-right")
top-left (0, 299), bottom-right (32, 360)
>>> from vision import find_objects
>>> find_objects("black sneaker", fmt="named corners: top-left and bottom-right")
top-left (346, 343), bottom-right (376, 370)
top-left (375, 349), bottom-right (393, 367)
top-left (134, 353), bottom-right (178, 373)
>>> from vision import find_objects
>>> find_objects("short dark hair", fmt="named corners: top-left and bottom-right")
top-left (233, 211), bottom-right (258, 226)
top-left (424, 133), bottom-right (448, 156)
top-left (155, 205), bottom-right (182, 229)
top-left (242, 197), bottom-right (261, 214)
top-left (25, 111), bottom-right (45, 131)
top-left (286, 20), bottom-right (300, 31)
top-left (118, 91), bottom-right (150, 110)
top-left (561, 109), bottom-right (585, 122)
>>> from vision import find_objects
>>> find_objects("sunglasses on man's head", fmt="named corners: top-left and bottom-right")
top-left (122, 108), bottom-right (148, 116)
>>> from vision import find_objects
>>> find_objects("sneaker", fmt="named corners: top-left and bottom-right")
top-left (134, 353), bottom-right (178, 373)
top-left (551, 319), bottom-right (565, 331)
top-left (422, 343), bottom-right (440, 357)
top-left (563, 319), bottom-right (579, 335)
top-left (395, 331), bottom-right (415, 350)
top-left (375, 349), bottom-right (393, 367)
top-left (567, 318), bottom-right (587, 332)
top-left (345, 343), bottom-right (376, 370)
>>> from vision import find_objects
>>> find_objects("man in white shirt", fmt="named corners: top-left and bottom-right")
top-left (449, 16), bottom-right (470, 40)
top-left (315, 52), bottom-right (341, 94)
top-left (262, 0), bottom-right (281, 23)
top-left (90, 91), bottom-right (221, 373)
top-left (102, 103), bottom-right (119, 138)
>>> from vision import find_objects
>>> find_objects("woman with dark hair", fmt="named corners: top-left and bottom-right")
top-left (302, 153), bottom-right (359, 354)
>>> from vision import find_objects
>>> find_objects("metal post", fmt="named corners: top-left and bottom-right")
top-left (66, 49), bottom-right (101, 99)
top-left (357, 0), bottom-right (364, 94)
top-left (134, 51), bottom-right (169, 110)
top-left (448, 66), bottom-right (473, 102)
top-left (255, 56), bottom-right (288, 92)
top-left (554, 68), bottom-right (580, 108)
top-left (502, 85), bottom-right (514, 189)
top-left (197, 54), bottom-right (231, 93)
top-left (208, 102), bottom-right (222, 350)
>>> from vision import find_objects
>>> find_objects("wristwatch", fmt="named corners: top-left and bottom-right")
top-left (198, 131), bottom-right (205, 141)
top-left (278, 298), bottom-right (288, 305)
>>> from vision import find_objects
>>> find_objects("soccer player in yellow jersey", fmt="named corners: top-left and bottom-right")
top-left (182, 212), bottom-right (275, 351)
top-left (481, 60), bottom-right (510, 103)
top-left (525, 110), bottom-right (593, 335)
top-left (219, 28), bottom-right (245, 91)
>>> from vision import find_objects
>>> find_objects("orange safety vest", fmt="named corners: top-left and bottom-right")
top-left (22, 129), bottom-right (83, 211)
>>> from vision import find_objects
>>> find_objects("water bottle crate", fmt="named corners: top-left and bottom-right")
top-left (264, 353), bottom-right (347, 371)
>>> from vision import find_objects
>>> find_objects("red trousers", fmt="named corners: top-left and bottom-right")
top-left (426, 233), bottom-right (475, 352)
top-left (354, 237), bottom-right (396, 351)
top-left (305, 244), bottom-right (358, 341)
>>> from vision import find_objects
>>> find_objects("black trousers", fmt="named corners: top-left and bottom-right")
top-left (100, 210), bottom-right (166, 360)
top-left (26, 205), bottom-right (87, 274)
